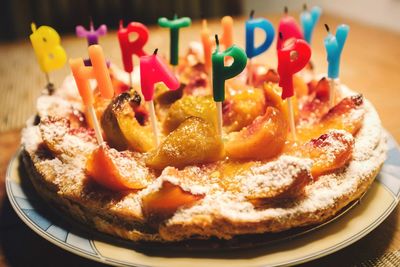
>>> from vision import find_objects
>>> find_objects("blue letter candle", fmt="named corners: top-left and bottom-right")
top-left (245, 11), bottom-right (275, 59)
top-left (324, 24), bottom-right (350, 79)
top-left (300, 6), bottom-right (322, 44)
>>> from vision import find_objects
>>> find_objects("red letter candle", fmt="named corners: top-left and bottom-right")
top-left (118, 21), bottom-right (149, 74)
top-left (140, 49), bottom-right (180, 145)
top-left (276, 7), bottom-right (304, 50)
top-left (277, 37), bottom-right (311, 140)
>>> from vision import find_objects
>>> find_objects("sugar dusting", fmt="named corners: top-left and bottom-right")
top-left (21, 76), bottom-right (387, 239)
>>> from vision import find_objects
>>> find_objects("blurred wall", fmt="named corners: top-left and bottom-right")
top-left (0, 0), bottom-right (242, 41)
top-left (243, 0), bottom-right (400, 33)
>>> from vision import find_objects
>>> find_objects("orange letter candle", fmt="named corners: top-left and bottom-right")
top-left (70, 45), bottom-right (114, 144)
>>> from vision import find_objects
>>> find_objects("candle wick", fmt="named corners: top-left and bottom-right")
top-left (119, 19), bottom-right (124, 29)
top-left (90, 16), bottom-right (94, 31)
top-left (279, 32), bottom-right (283, 40)
top-left (153, 48), bottom-right (158, 55)
top-left (250, 9), bottom-right (255, 19)
top-left (31, 22), bottom-right (37, 32)
top-left (284, 6), bottom-right (288, 15)
top-left (174, 13), bottom-right (178, 19)
top-left (324, 24), bottom-right (330, 33)
top-left (303, 4), bottom-right (307, 11)
top-left (215, 34), bottom-right (219, 48)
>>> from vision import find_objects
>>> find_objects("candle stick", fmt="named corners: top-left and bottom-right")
top-left (277, 7), bottom-right (304, 50)
top-left (118, 20), bottom-right (149, 88)
top-left (158, 14), bottom-right (191, 67)
top-left (277, 33), bottom-right (311, 140)
top-left (70, 45), bottom-right (114, 145)
top-left (245, 10), bottom-right (275, 85)
top-left (140, 49), bottom-right (180, 145)
top-left (220, 16), bottom-right (234, 49)
top-left (30, 23), bottom-right (67, 94)
top-left (212, 34), bottom-right (247, 136)
top-left (300, 4), bottom-right (322, 44)
top-left (324, 24), bottom-right (349, 107)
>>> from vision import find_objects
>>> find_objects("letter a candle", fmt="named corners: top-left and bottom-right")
top-left (212, 35), bottom-right (247, 137)
top-left (30, 23), bottom-right (67, 94)
top-left (140, 49), bottom-right (180, 146)
top-left (324, 24), bottom-right (349, 108)
top-left (118, 21), bottom-right (149, 88)
top-left (245, 10), bottom-right (275, 85)
top-left (158, 15), bottom-right (191, 69)
top-left (70, 45), bottom-right (114, 145)
top-left (277, 34), bottom-right (311, 140)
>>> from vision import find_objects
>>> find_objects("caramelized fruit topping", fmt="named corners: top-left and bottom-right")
top-left (86, 145), bottom-right (150, 191)
top-left (142, 181), bottom-right (204, 227)
top-left (147, 117), bottom-right (224, 169)
top-left (225, 107), bottom-right (288, 160)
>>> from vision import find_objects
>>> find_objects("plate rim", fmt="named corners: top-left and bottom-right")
top-left (5, 147), bottom-right (400, 267)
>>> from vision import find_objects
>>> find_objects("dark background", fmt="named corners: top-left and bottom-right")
top-left (0, 0), bottom-right (242, 41)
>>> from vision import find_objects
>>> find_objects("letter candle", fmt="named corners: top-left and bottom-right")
top-left (324, 24), bottom-right (349, 108)
top-left (277, 7), bottom-right (304, 50)
top-left (76, 19), bottom-right (107, 66)
top-left (30, 23), bottom-right (67, 94)
top-left (300, 4), bottom-right (322, 44)
top-left (140, 49), bottom-right (180, 146)
top-left (70, 45), bottom-right (114, 145)
top-left (158, 14), bottom-right (191, 71)
top-left (212, 34), bottom-right (247, 136)
top-left (118, 20), bottom-right (149, 88)
top-left (245, 10), bottom-right (275, 85)
top-left (277, 33), bottom-right (311, 140)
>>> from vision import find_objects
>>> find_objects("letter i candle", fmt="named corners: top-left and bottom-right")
top-left (277, 34), bottom-right (311, 140)
top-left (324, 24), bottom-right (349, 108)
top-left (140, 49), bottom-right (180, 146)
top-left (70, 45), bottom-right (114, 145)
top-left (212, 35), bottom-right (247, 137)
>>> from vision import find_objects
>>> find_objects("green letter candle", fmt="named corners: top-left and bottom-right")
top-left (212, 35), bottom-right (247, 136)
top-left (212, 35), bottom-right (247, 102)
top-left (158, 15), bottom-right (191, 66)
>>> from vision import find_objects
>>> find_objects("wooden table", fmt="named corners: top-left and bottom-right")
top-left (0, 14), bottom-right (399, 266)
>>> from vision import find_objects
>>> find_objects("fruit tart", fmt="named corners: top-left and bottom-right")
top-left (21, 53), bottom-right (386, 243)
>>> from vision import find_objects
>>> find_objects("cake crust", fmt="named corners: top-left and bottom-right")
top-left (21, 75), bottom-right (387, 242)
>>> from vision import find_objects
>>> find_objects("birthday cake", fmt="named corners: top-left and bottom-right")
top-left (21, 12), bottom-right (386, 243)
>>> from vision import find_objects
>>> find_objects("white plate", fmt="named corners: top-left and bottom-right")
top-left (6, 134), bottom-right (400, 267)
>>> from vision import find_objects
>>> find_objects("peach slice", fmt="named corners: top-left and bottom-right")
top-left (297, 94), bottom-right (364, 142)
top-left (225, 107), bottom-right (288, 160)
top-left (291, 130), bottom-right (354, 177)
top-left (252, 66), bottom-right (279, 87)
top-left (142, 181), bottom-right (204, 227)
top-left (223, 87), bottom-right (266, 132)
top-left (263, 83), bottom-right (299, 124)
top-left (86, 145), bottom-right (149, 191)
top-left (147, 117), bottom-right (224, 169)
top-left (163, 95), bottom-right (217, 134)
top-left (293, 75), bottom-right (308, 98)
top-left (101, 90), bottom-right (154, 152)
